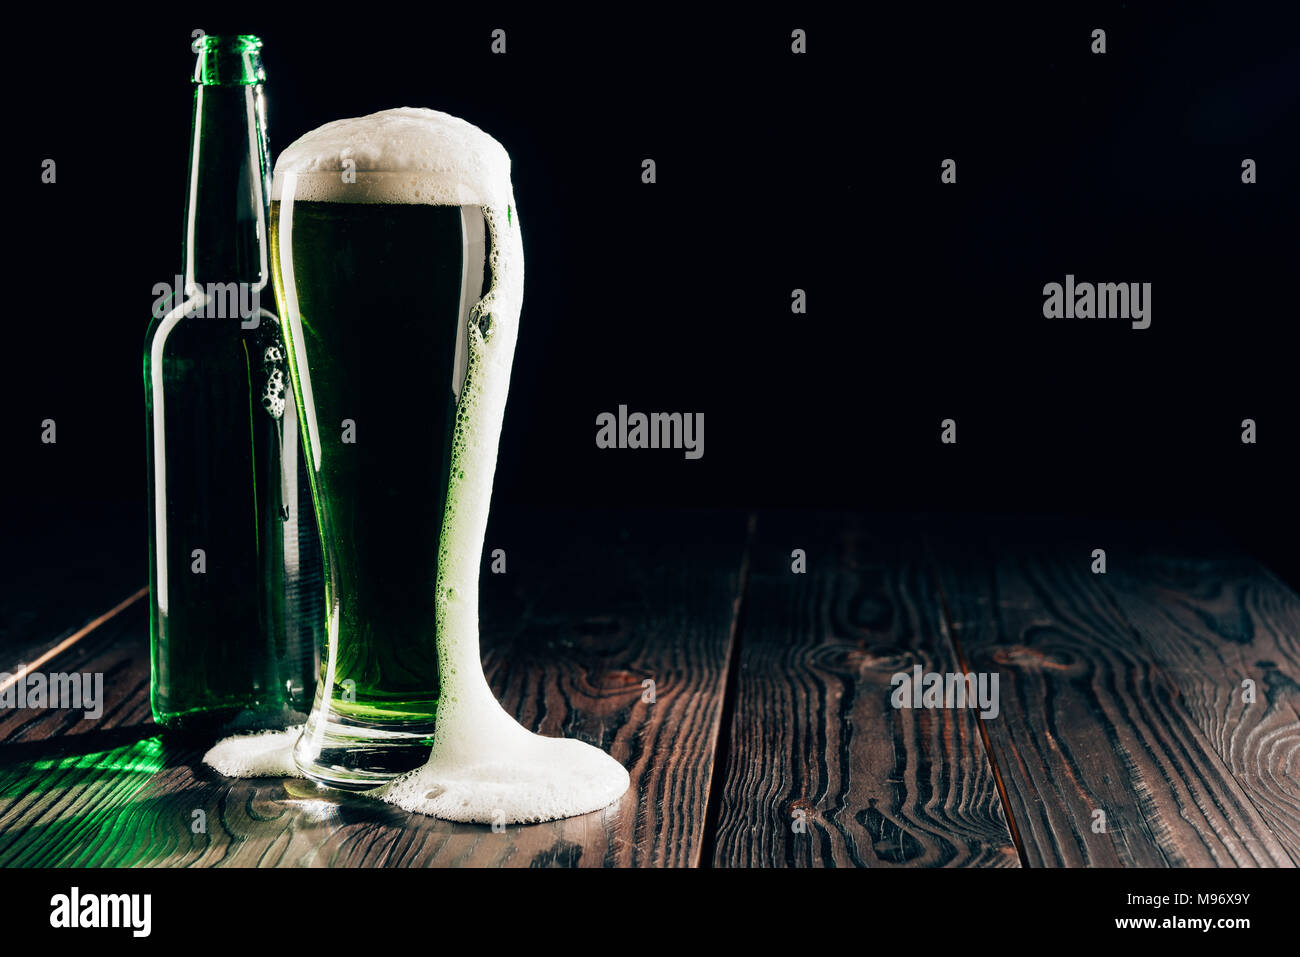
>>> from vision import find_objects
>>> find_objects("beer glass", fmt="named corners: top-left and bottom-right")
top-left (269, 109), bottom-right (523, 789)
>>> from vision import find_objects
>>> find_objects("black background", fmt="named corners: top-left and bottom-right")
top-left (8, 4), bottom-right (1299, 552)
top-left (7, 864), bottom-right (1285, 944)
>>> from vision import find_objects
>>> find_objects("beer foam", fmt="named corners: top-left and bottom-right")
top-left (380, 700), bottom-right (631, 824)
top-left (210, 110), bottom-right (630, 825)
top-left (271, 107), bottom-right (512, 207)
top-left (203, 727), bottom-right (303, 778)
top-left (375, 198), bottom-right (628, 823)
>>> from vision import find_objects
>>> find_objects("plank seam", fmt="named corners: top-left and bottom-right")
top-left (923, 534), bottom-right (1030, 867)
top-left (698, 511), bottom-right (757, 868)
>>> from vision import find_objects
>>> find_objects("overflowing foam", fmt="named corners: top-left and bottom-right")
top-left (208, 107), bottom-right (629, 824)
top-left (381, 708), bottom-right (630, 824)
top-left (270, 107), bottom-right (513, 207)
top-left (203, 727), bottom-right (303, 778)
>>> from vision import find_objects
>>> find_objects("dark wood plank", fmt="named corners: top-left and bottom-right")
top-left (711, 512), bottom-right (1019, 867)
top-left (0, 508), bottom-right (746, 867)
top-left (928, 519), bottom-right (1296, 867)
top-left (0, 506), bottom-right (143, 676)
top-left (0, 598), bottom-right (156, 868)
top-left (1097, 539), bottom-right (1300, 862)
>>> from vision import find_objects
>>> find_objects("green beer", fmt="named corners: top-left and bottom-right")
top-left (251, 109), bottom-right (628, 824)
top-left (270, 117), bottom-right (499, 787)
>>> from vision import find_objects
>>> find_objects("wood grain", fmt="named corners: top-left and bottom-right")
top-left (0, 508), bottom-right (748, 867)
top-left (927, 519), bottom-right (1296, 867)
top-left (711, 512), bottom-right (1018, 867)
top-left (1097, 536), bottom-right (1300, 862)
top-left (0, 598), bottom-right (156, 868)
top-left (7, 509), bottom-right (1300, 868)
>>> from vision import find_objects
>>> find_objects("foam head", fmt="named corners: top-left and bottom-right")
top-left (271, 107), bottom-right (514, 207)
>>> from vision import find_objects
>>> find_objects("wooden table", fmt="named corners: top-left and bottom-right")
top-left (2, 508), bottom-right (1298, 867)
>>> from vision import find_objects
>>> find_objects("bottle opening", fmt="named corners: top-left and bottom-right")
top-left (194, 34), bottom-right (265, 87)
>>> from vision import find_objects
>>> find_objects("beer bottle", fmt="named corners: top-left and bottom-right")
top-left (144, 34), bottom-right (320, 732)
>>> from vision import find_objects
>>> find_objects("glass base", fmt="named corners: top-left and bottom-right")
top-left (293, 709), bottom-right (435, 791)
top-left (155, 702), bottom-right (308, 737)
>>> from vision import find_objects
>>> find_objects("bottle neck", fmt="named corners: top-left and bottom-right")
top-left (181, 37), bottom-right (270, 292)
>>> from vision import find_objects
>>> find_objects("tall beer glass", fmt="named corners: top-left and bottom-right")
top-left (269, 108), bottom-right (523, 789)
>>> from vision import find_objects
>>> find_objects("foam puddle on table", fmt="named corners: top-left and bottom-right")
top-left (203, 691), bottom-right (630, 824)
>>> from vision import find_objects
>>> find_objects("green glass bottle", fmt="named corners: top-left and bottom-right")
top-left (144, 35), bottom-right (320, 733)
